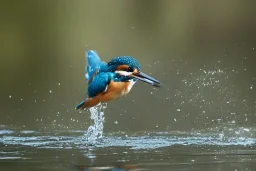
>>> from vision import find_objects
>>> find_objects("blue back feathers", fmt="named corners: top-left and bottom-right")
top-left (87, 72), bottom-right (114, 97)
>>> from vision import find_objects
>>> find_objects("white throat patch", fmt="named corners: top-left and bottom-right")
top-left (115, 70), bottom-right (132, 76)
top-left (127, 80), bottom-right (136, 92)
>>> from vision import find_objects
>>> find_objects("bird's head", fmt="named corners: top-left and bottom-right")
top-left (108, 56), bottom-right (161, 87)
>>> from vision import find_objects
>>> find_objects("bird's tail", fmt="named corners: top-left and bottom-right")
top-left (75, 97), bottom-right (100, 111)
top-left (75, 100), bottom-right (86, 110)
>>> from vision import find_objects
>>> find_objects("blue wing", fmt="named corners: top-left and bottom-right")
top-left (75, 50), bottom-right (109, 110)
top-left (85, 50), bottom-right (108, 81)
top-left (75, 72), bottom-right (113, 110)
top-left (87, 72), bottom-right (114, 97)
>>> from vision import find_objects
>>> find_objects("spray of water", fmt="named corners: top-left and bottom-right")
top-left (84, 103), bottom-right (107, 144)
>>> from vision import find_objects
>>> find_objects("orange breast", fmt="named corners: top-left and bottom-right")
top-left (100, 81), bottom-right (135, 102)
top-left (81, 81), bottom-right (136, 109)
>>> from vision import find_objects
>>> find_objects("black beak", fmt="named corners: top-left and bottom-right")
top-left (132, 72), bottom-right (161, 87)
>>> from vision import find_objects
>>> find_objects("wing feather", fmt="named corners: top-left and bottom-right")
top-left (87, 72), bottom-right (114, 97)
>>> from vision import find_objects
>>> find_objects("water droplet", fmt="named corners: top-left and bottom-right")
top-left (243, 128), bottom-right (249, 132)
top-left (49, 90), bottom-right (52, 93)
top-left (114, 121), bottom-right (118, 124)
top-left (174, 118), bottom-right (177, 122)
top-left (177, 109), bottom-right (181, 112)
top-left (58, 83), bottom-right (60, 86)
top-left (9, 95), bottom-right (12, 98)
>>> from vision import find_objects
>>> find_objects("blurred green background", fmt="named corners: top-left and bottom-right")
top-left (0, 0), bottom-right (255, 132)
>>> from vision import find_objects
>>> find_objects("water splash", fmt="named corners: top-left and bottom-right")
top-left (1, 129), bottom-right (256, 150)
top-left (84, 103), bottom-right (107, 144)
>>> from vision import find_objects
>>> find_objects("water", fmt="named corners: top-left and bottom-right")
top-left (1, 95), bottom-right (256, 171)
top-left (1, 126), bottom-right (256, 171)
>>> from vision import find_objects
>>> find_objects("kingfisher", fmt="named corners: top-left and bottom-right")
top-left (75, 50), bottom-right (161, 110)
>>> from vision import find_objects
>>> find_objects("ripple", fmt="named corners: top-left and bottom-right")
top-left (0, 130), bottom-right (14, 135)
top-left (20, 130), bottom-right (37, 134)
top-left (1, 131), bottom-right (256, 150)
top-left (0, 157), bottom-right (22, 160)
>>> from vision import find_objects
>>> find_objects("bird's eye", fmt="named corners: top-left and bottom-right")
top-left (127, 67), bottom-right (134, 72)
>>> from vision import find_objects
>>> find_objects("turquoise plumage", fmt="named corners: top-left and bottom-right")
top-left (75, 50), bottom-right (160, 110)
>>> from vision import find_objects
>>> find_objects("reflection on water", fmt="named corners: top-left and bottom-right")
top-left (76, 164), bottom-right (138, 171)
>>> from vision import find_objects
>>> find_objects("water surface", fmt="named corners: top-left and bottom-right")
top-left (1, 128), bottom-right (256, 171)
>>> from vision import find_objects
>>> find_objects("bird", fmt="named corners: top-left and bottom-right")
top-left (75, 50), bottom-right (161, 110)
